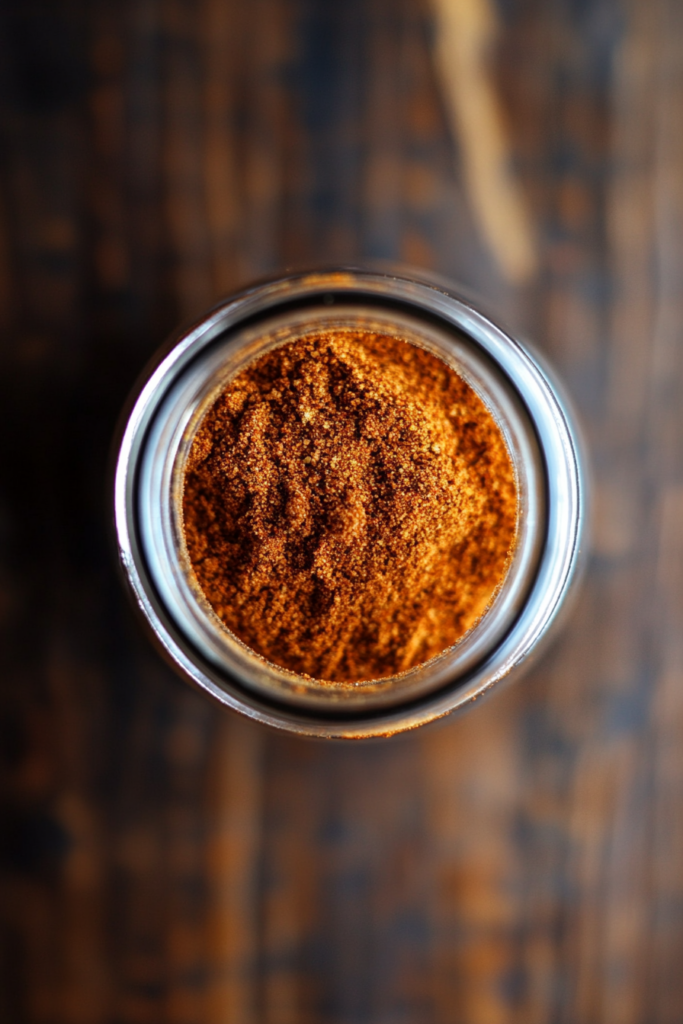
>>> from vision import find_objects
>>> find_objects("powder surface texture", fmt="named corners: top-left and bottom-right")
top-left (182, 331), bottom-right (518, 683)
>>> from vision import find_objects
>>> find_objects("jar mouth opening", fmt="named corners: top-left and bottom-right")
top-left (136, 299), bottom-right (546, 713)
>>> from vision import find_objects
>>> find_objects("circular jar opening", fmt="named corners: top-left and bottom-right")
top-left (115, 269), bottom-right (586, 738)
top-left (180, 323), bottom-right (524, 687)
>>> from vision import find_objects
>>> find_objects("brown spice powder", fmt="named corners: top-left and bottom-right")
top-left (182, 331), bottom-right (518, 683)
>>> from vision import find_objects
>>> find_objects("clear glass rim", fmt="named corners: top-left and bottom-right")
top-left (137, 303), bottom-right (545, 712)
top-left (114, 267), bottom-right (586, 738)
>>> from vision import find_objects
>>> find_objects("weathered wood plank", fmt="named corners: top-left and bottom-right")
top-left (3, 0), bottom-right (683, 1021)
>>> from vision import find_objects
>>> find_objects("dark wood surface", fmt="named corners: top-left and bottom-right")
top-left (2, 0), bottom-right (682, 1020)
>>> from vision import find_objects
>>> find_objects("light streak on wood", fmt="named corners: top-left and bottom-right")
top-left (431, 0), bottom-right (537, 283)
top-left (203, 0), bottom-right (242, 297)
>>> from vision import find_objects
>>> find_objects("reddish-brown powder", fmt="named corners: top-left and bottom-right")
top-left (182, 330), bottom-right (518, 682)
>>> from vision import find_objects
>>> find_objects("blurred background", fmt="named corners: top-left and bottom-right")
top-left (1, 0), bottom-right (683, 1020)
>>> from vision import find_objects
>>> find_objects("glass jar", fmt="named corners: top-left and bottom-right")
top-left (114, 267), bottom-right (587, 738)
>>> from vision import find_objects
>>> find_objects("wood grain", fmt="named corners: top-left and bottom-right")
top-left (2, 0), bottom-right (683, 1021)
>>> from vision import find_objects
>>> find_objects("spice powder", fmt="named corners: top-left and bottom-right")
top-left (182, 331), bottom-right (518, 683)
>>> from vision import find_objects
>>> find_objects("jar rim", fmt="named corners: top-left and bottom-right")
top-left (114, 267), bottom-right (587, 738)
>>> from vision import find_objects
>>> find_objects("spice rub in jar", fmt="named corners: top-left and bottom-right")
top-left (181, 331), bottom-right (518, 683)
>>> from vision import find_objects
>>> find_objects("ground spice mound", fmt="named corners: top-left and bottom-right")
top-left (182, 331), bottom-right (518, 683)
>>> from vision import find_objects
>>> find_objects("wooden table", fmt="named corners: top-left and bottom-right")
top-left (2, 0), bottom-right (682, 1020)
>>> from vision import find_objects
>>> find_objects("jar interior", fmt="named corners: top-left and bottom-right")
top-left (138, 301), bottom-right (546, 713)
